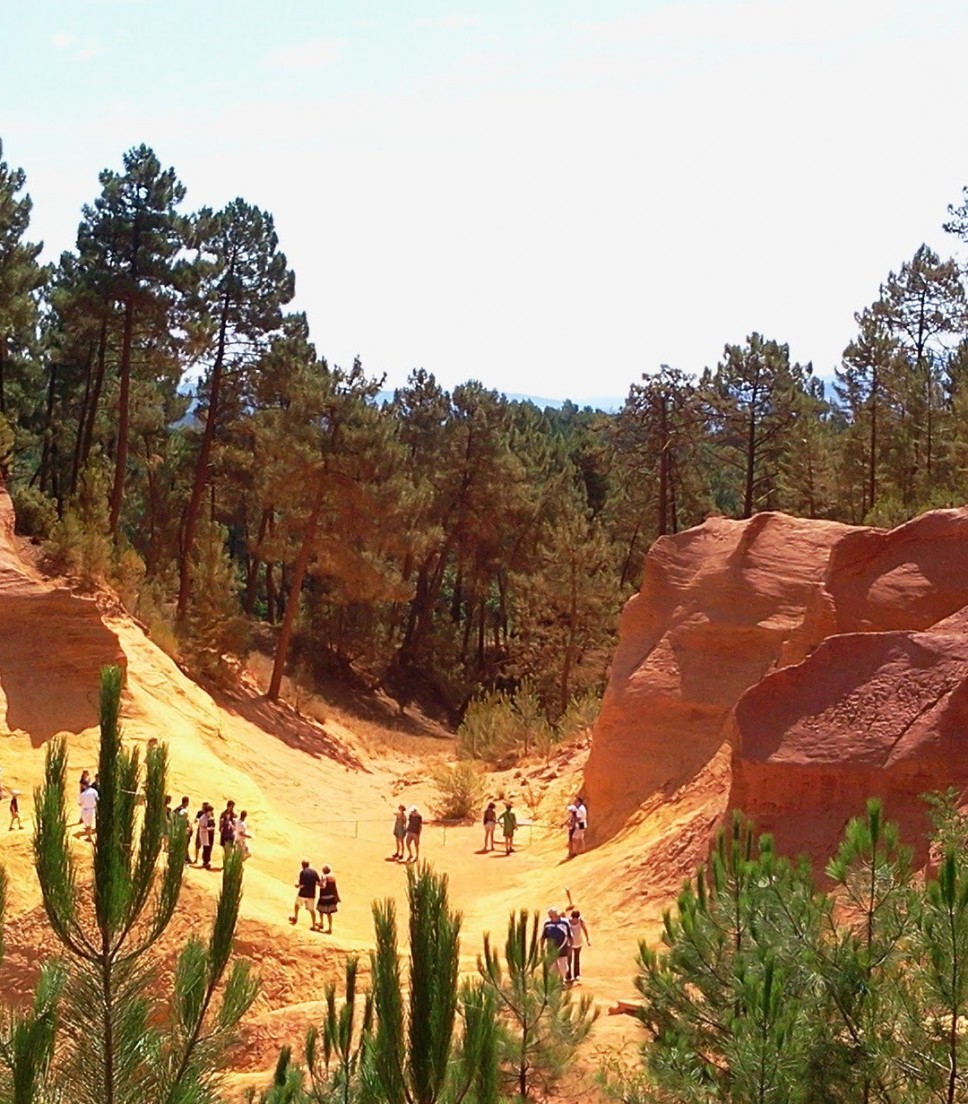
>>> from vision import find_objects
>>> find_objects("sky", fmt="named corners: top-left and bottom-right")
top-left (4, 0), bottom-right (968, 404)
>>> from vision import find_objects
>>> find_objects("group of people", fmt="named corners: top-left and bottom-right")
top-left (541, 902), bottom-right (592, 985)
top-left (291, 860), bottom-right (341, 932)
top-left (564, 796), bottom-right (588, 857)
top-left (391, 804), bottom-right (424, 861)
top-left (167, 796), bottom-right (253, 867)
top-left (481, 801), bottom-right (519, 854)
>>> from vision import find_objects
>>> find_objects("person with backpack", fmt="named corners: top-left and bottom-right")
top-left (198, 803), bottom-right (216, 869)
top-left (540, 908), bottom-right (571, 980)
top-left (482, 801), bottom-right (497, 852)
top-left (405, 805), bottom-right (423, 862)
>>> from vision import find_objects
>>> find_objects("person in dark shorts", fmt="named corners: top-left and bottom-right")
top-left (291, 860), bottom-right (320, 928)
top-left (316, 865), bottom-right (340, 933)
top-left (541, 908), bottom-right (571, 980)
top-left (406, 806), bottom-right (423, 862)
top-left (9, 790), bottom-right (22, 831)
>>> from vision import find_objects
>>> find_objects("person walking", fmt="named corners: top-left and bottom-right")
top-left (499, 802), bottom-right (517, 855)
top-left (564, 804), bottom-right (578, 857)
top-left (540, 908), bottom-right (571, 980)
top-left (9, 789), bottom-right (22, 831)
top-left (316, 865), bottom-right (340, 933)
top-left (482, 801), bottom-right (497, 852)
top-left (405, 806), bottom-right (423, 862)
top-left (78, 781), bottom-right (99, 839)
top-left (392, 804), bottom-right (407, 860)
top-left (291, 860), bottom-right (320, 928)
top-left (219, 800), bottom-right (237, 854)
top-left (566, 908), bottom-right (591, 984)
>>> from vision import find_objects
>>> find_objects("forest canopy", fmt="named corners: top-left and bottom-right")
top-left (3, 139), bottom-right (968, 722)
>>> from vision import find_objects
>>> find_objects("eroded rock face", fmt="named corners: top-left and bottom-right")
top-left (0, 484), bottom-right (124, 743)
top-left (728, 607), bottom-right (968, 864)
top-left (584, 506), bottom-right (968, 844)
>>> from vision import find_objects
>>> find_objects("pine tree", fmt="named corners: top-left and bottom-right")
top-left (33, 665), bottom-right (257, 1104)
top-left (0, 139), bottom-right (44, 441)
top-left (176, 200), bottom-right (294, 621)
top-left (77, 146), bottom-right (188, 536)
top-left (479, 910), bottom-right (596, 1100)
top-left (0, 868), bottom-right (66, 1104)
top-left (363, 864), bottom-right (499, 1104)
top-left (703, 334), bottom-right (810, 518)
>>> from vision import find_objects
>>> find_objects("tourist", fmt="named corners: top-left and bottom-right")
top-left (482, 801), bottom-right (497, 852)
top-left (564, 804), bottom-right (578, 857)
top-left (499, 802), bottom-right (517, 855)
top-left (234, 810), bottom-right (252, 859)
top-left (392, 804), bottom-right (407, 860)
top-left (566, 908), bottom-right (591, 984)
top-left (219, 800), bottom-right (237, 853)
top-left (162, 795), bottom-right (172, 851)
top-left (316, 865), bottom-right (340, 933)
top-left (78, 780), bottom-right (99, 839)
top-left (291, 860), bottom-right (320, 928)
top-left (191, 803), bottom-right (207, 864)
top-left (173, 796), bottom-right (191, 859)
top-left (405, 805), bottom-right (422, 862)
top-left (9, 789), bottom-right (22, 831)
top-left (199, 803), bottom-right (217, 869)
top-left (540, 908), bottom-right (571, 980)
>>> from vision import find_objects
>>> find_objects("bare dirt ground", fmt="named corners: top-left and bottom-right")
top-left (0, 520), bottom-right (725, 1100)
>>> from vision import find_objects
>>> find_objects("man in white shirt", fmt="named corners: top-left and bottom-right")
top-left (78, 784), bottom-right (99, 839)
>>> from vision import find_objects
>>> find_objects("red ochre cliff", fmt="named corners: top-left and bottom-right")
top-left (584, 507), bottom-right (968, 865)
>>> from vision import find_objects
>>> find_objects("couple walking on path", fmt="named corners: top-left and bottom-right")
top-left (482, 801), bottom-right (518, 854)
top-left (392, 804), bottom-right (423, 861)
top-left (291, 860), bottom-right (341, 933)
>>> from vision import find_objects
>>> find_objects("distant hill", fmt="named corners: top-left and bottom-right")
top-left (375, 389), bottom-right (624, 413)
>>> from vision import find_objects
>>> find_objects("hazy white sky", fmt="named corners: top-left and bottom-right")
top-left (5, 0), bottom-right (968, 402)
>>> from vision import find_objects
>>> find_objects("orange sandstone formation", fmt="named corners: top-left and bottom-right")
top-left (585, 507), bottom-right (968, 851)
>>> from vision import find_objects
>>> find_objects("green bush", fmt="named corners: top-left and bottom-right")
top-left (432, 760), bottom-right (486, 821)
top-left (457, 680), bottom-right (553, 763)
top-left (10, 483), bottom-right (58, 538)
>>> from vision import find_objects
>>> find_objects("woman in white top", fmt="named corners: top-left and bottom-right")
top-left (566, 909), bottom-right (591, 984)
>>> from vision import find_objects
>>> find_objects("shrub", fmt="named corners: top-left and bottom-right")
top-left (10, 483), bottom-right (57, 538)
top-left (457, 680), bottom-right (554, 763)
top-left (557, 689), bottom-right (601, 742)
top-left (432, 761), bottom-right (486, 822)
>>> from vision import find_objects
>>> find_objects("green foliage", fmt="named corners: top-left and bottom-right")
top-left (181, 516), bottom-right (250, 680)
top-left (364, 864), bottom-right (499, 1104)
top-left (431, 761), bottom-right (486, 822)
top-left (479, 910), bottom-right (596, 1100)
top-left (629, 799), bottom-right (968, 1104)
top-left (9, 483), bottom-right (57, 538)
top-left (44, 457), bottom-right (113, 583)
top-left (29, 665), bottom-right (257, 1104)
top-left (557, 689), bottom-right (601, 743)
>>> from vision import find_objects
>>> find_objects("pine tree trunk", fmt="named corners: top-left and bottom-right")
top-left (78, 316), bottom-right (108, 490)
top-left (268, 477), bottom-right (326, 701)
top-left (178, 293), bottom-right (231, 621)
top-left (109, 299), bottom-right (135, 535)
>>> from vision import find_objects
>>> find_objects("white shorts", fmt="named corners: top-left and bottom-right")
top-left (81, 808), bottom-right (95, 828)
